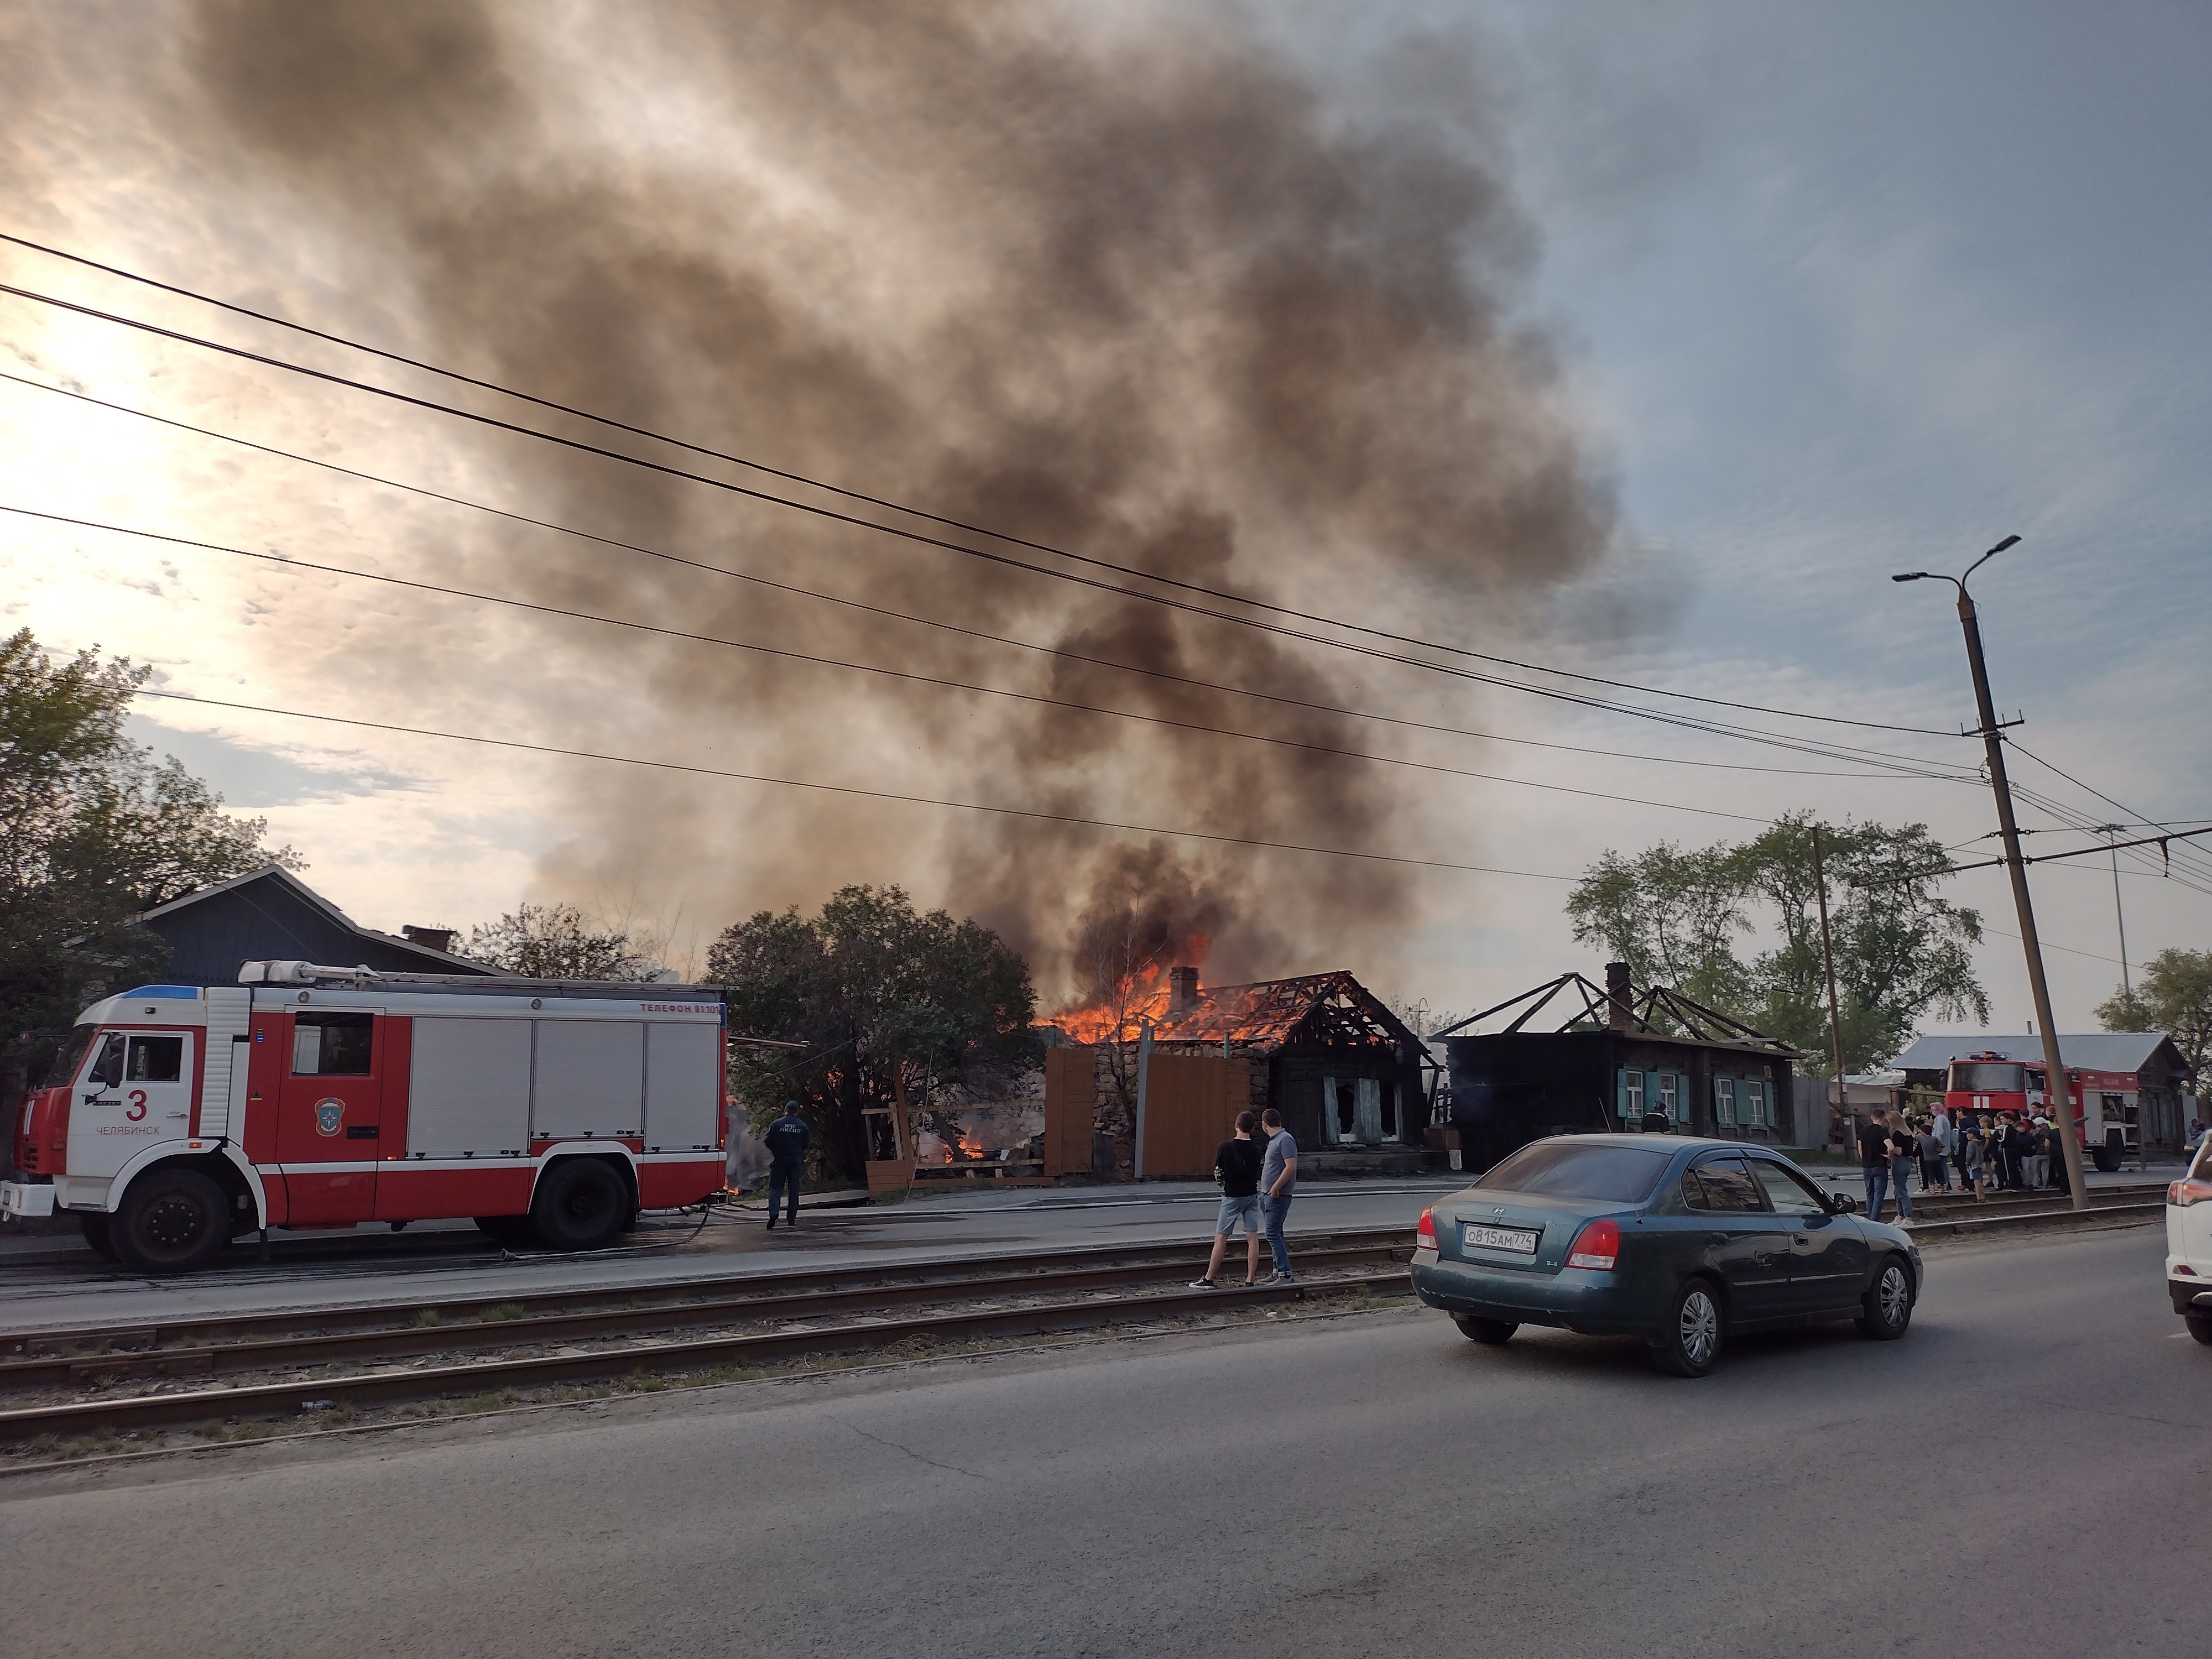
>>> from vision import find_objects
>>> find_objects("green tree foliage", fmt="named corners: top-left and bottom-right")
top-left (1567, 811), bottom-right (1986, 1071)
top-left (2096, 948), bottom-right (2212, 1090)
top-left (706, 885), bottom-right (1037, 1180)
top-left (463, 902), bottom-right (658, 980)
top-left (2, 630), bottom-right (297, 1087)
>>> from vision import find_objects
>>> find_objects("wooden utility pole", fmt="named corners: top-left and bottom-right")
top-left (1812, 824), bottom-right (1850, 1145)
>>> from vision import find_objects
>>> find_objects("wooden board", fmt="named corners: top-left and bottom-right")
top-left (1138, 1054), bottom-right (1253, 1180)
top-left (1042, 1046), bottom-right (1096, 1178)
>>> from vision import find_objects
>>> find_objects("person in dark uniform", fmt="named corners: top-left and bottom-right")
top-left (763, 1102), bottom-right (811, 1230)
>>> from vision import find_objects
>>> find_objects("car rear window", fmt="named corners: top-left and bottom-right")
top-left (1474, 1142), bottom-right (1672, 1203)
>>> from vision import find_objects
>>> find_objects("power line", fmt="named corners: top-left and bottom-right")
top-left (0, 230), bottom-right (1961, 738)
top-left (2006, 738), bottom-right (2212, 886)
top-left (0, 371), bottom-right (1921, 786)
top-left (7, 502), bottom-right (1787, 825)
top-left (124, 686), bottom-right (1580, 881)
top-left (0, 275), bottom-right (1977, 760)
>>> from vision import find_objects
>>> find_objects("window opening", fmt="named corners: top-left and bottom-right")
top-left (1620, 1070), bottom-right (1644, 1119)
top-left (862, 1108), bottom-right (902, 1162)
top-left (1745, 1080), bottom-right (1765, 1128)
top-left (1749, 1160), bottom-right (1826, 1215)
top-left (293, 1013), bottom-right (375, 1076)
top-left (1335, 1079), bottom-right (1358, 1141)
top-left (1715, 1077), bottom-right (1736, 1127)
top-left (88, 1032), bottom-right (126, 1089)
top-left (1686, 1156), bottom-right (1763, 1212)
top-left (1658, 1073), bottom-right (1678, 1119)
top-left (125, 1035), bottom-right (184, 1083)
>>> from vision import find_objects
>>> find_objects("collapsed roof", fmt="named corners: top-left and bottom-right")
top-left (1149, 969), bottom-right (1421, 1053)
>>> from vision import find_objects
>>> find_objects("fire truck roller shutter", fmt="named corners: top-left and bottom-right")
top-left (645, 1022), bottom-right (721, 1151)
top-left (531, 1020), bottom-right (645, 1141)
top-left (408, 1019), bottom-right (533, 1156)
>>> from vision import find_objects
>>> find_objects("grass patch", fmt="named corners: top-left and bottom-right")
top-left (411, 1308), bottom-right (441, 1327)
top-left (479, 1303), bottom-right (526, 1323)
top-left (452, 1388), bottom-right (524, 1415)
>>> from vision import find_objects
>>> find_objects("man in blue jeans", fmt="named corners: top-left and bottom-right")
top-left (1258, 1107), bottom-right (1298, 1282)
top-left (1859, 1108), bottom-right (1898, 1223)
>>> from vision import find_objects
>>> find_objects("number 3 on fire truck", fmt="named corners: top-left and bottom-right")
top-left (126, 1089), bottom-right (147, 1121)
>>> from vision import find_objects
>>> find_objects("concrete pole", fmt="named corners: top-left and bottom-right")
top-left (1954, 585), bottom-right (2089, 1208)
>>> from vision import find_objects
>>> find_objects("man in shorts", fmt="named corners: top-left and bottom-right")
top-left (1191, 1110), bottom-right (1265, 1288)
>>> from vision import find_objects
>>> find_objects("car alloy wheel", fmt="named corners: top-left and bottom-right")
top-left (1858, 1255), bottom-right (1914, 1340)
top-left (1879, 1264), bottom-right (1909, 1325)
top-left (1653, 1277), bottom-right (1724, 1377)
top-left (1678, 1287), bottom-right (1719, 1367)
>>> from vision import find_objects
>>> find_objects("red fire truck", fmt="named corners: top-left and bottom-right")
top-left (3, 961), bottom-right (729, 1272)
top-left (1944, 1051), bottom-right (2141, 1172)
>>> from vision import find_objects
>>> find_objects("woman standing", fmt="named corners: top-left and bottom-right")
top-left (1888, 1118), bottom-right (1917, 1220)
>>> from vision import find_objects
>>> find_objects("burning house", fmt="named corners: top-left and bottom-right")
top-left (1044, 966), bottom-right (1433, 1178)
top-left (1433, 964), bottom-right (1804, 1175)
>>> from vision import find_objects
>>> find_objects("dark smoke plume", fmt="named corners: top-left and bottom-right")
top-left (27, 1), bottom-right (1616, 997)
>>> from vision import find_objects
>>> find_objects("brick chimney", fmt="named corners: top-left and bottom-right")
top-left (1168, 965), bottom-right (1200, 1016)
top-left (1605, 962), bottom-right (1633, 1031)
top-left (403, 925), bottom-right (458, 954)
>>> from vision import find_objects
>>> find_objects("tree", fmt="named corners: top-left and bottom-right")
top-left (463, 902), bottom-right (659, 980)
top-left (2, 630), bottom-right (298, 1092)
top-left (1564, 841), bottom-right (1753, 1017)
top-left (2096, 948), bottom-right (2212, 1091)
top-left (706, 885), bottom-right (1037, 1180)
top-left (1566, 812), bottom-right (1986, 1072)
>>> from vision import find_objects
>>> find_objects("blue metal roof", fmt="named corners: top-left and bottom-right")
top-left (119, 985), bottom-right (203, 1000)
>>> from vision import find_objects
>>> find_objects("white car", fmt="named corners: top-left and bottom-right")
top-left (2167, 1137), bottom-right (2212, 1345)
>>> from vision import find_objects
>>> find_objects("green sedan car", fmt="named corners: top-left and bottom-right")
top-left (1412, 1135), bottom-right (1922, 1376)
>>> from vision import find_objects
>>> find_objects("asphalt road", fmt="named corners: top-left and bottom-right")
top-left (3, 1223), bottom-right (2200, 1657)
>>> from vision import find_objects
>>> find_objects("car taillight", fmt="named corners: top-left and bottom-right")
top-left (1567, 1218), bottom-right (1621, 1271)
top-left (2168, 1180), bottom-right (2212, 1208)
top-left (1416, 1206), bottom-right (1437, 1250)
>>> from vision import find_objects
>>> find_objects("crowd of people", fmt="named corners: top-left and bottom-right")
top-left (1856, 1103), bottom-right (2073, 1223)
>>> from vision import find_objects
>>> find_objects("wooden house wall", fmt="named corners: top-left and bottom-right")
top-left (1443, 1031), bottom-right (1798, 1171)
top-left (1267, 1047), bottom-right (1425, 1149)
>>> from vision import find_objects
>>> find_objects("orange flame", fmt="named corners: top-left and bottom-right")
top-left (1048, 937), bottom-right (1211, 1045)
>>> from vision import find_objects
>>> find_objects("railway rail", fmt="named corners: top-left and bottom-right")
top-left (0, 1192), bottom-right (2166, 1449)
top-left (0, 1230), bottom-right (1416, 1444)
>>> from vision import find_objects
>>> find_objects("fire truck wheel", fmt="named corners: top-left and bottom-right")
top-left (2091, 1144), bottom-right (2121, 1173)
top-left (474, 1216), bottom-right (534, 1248)
top-left (530, 1159), bottom-right (629, 1251)
top-left (80, 1212), bottom-right (120, 1262)
top-left (113, 1168), bottom-right (231, 1274)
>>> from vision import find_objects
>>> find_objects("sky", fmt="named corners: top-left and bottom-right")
top-left (2, 1), bottom-right (2205, 1042)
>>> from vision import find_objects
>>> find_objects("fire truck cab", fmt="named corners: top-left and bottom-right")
top-left (3, 962), bottom-right (729, 1272)
top-left (1944, 1052), bottom-right (2140, 1172)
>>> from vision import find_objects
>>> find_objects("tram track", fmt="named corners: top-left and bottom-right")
top-left (0, 1190), bottom-right (2168, 1449)
top-left (0, 1232), bottom-right (1415, 1443)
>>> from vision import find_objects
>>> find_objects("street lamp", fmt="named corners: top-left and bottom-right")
top-left (1895, 535), bottom-right (2088, 1209)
